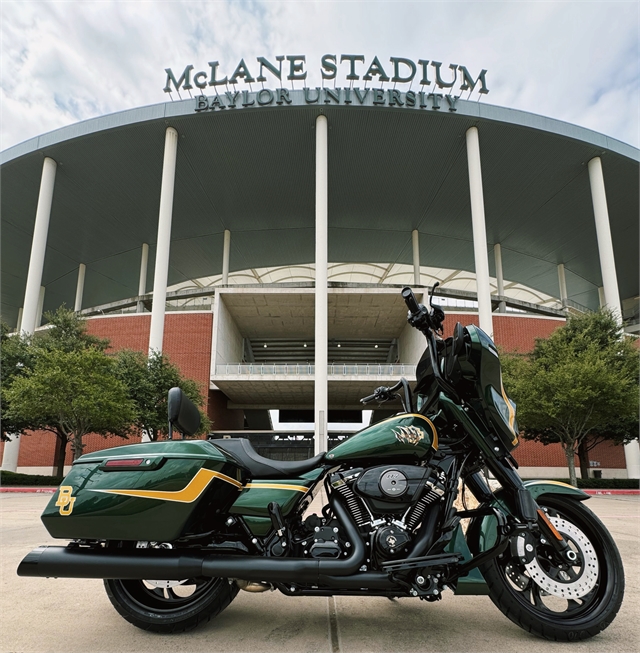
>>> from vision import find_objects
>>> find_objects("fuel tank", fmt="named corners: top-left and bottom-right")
top-left (326, 413), bottom-right (438, 464)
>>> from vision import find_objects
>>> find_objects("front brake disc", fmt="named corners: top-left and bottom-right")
top-left (515, 516), bottom-right (599, 599)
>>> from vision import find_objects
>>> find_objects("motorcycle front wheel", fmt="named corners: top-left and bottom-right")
top-left (104, 576), bottom-right (238, 633)
top-left (478, 496), bottom-right (624, 641)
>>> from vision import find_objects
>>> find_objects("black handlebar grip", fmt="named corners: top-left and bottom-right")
top-left (401, 287), bottom-right (420, 314)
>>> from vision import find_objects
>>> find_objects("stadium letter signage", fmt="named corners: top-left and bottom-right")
top-left (164, 55), bottom-right (489, 96)
top-left (192, 87), bottom-right (462, 113)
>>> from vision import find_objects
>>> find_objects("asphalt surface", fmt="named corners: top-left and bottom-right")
top-left (1, 493), bottom-right (638, 653)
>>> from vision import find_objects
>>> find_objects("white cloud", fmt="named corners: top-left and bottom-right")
top-left (1, 1), bottom-right (638, 149)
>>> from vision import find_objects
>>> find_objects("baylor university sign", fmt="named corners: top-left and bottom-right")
top-left (164, 55), bottom-right (489, 113)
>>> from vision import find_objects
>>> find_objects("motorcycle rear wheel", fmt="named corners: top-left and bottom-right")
top-left (104, 576), bottom-right (238, 633)
top-left (478, 496), bottom-right (624, 641)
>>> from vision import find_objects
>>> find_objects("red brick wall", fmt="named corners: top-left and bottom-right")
top-left (1, 430), bottom-right (145, 470)
top-left (442, 313), bottom-right (565, 353)
top-left (512, 438), bottom-right (627, 470)
top-left (85, 312), bottom-right (213, 390)
top-left (207, 390), bottom-right (244, 430)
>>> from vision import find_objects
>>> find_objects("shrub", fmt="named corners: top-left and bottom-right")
top-left (1, 470), bottom-right (62, 486)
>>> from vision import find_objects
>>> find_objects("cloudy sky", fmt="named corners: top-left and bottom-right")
top-left (1, 1), bottom-right (638, 151)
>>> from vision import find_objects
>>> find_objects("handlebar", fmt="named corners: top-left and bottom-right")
top-left (401, 286), bottom-right (421, 315)
top-left (401, 286), bottom-right (461, 404)
top-left (360, 379), bottom-right (413, 413)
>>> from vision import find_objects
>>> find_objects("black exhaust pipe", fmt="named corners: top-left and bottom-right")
top-left (17, 545), bottom-right (205, 580)
top-left (18, 500), bottom-right (366, 585)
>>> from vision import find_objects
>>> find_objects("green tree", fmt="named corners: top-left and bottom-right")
top-left (36, 305), bottom-right (109, 353)
top-left (501, 311), bottom-right (639, 486)
top-left (3, 308), bottom-right (127, 475)
top-left (113, 349), bottom-right (210, 440)
top-left (1, 323), bottom-right (35, 441)
top-left (5, 348), bottom-right (136, 468)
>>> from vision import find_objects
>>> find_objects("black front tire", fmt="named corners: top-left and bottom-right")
top-left (478, 496), bottom-right (624, 642)
top-left (104, 576), bottom-right (239, 633)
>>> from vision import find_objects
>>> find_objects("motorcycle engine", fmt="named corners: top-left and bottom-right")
top-left (329, 465), bottom-right (445, 562)
top-left (299, 514), bottom-right (345, 559)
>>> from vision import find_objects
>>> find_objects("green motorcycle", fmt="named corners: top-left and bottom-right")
top-left (18, 286), bottom-right (624, 640)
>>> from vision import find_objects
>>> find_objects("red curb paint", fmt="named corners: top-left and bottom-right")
top-left (583, 489), bottom-right (640, 495)
top-left (0, 487), bottom-right (57, 493)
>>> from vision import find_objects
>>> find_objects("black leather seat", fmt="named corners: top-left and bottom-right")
top-left (213, 438), bottom-right (327, 479)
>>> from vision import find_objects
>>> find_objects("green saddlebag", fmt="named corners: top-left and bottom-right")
top-left (41, 440), bottom-right (246, 542)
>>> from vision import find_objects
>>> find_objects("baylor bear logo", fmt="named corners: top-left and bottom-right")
top-left (55, 486), bottom-right (76, 516)
top-left (393, 425), bottom-right (425, 446)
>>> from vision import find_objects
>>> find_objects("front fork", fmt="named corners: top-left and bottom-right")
top-left (440, 395), bottom-right (577, 564)
top-left (466, 466), bottom-right (577, 565)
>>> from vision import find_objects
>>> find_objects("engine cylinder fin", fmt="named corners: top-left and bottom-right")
top-left (333, 482), bottom-right (369, 528)
top-left (405, 484), bottom-right (442, 531)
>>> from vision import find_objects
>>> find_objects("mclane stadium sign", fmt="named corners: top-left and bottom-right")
top-left (163, 55), bottom-right (488, 114)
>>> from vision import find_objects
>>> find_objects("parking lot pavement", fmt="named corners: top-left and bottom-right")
top-left (1, 494), bottom-right (638, 653)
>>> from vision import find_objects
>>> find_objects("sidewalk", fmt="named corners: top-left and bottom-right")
top-left (2, 493), bottom-right (638, 653)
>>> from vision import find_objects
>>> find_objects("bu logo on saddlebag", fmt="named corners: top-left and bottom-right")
top-left (55, 486), bottom-right (76, 516)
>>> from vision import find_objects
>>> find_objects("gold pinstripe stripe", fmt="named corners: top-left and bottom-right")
top-left (500, 380), bottom-right (518, 445)
top-left (245, 483), bottom-right (309, 493)
top-left (91, 468), bottom-right (242, 503)
top-left (526, 480), bottom-right (577, 489)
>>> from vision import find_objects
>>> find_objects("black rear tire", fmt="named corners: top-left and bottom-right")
top-left (104, 576), bottom-right (238, 633)
top-left (477, 496), bottom-right (624, 641)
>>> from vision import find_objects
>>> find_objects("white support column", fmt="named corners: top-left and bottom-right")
top-left (148, 127), bottom-right (179, 354)
top-left (494, 243), bottom-right (506, 313)
top-left (412, 229), bottom-right (420, 286)
top-left (598, 286), bottom-right (606, 309)
top-left (557, 264), bottom-right (568, 306)
top-left (137, 243), bottom-right (149, 313)
top-left (3, 156), bottom-right (56, 472)
top-left (74, 264), bottom-right (86, 312)
top-left (465, 127), bottom-right (494, 338)
top-left (20, 157), bottom-right (57, 335)
top-left (35, 286), bottom-right (45, 329)
top-left (222, 229), bottom-right (231, 285)
top-left (624, 442), bottom-right (640, 479)
top-left (588, 157), bottom-right (622, 323)
top-left (587, 159), bottom-right (638, 476)
top-left (16, 308), bottom-right (23, 333)
top-left (1, 434), bottom-right (21, 473)
top-left (314, 115), bottom-right (329, 455)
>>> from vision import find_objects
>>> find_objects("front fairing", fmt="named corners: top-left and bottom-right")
top-left (414, 339), bottom-right (444, 413)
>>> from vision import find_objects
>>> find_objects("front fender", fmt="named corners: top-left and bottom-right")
top-left (511, 479), bottom-right (589, 503)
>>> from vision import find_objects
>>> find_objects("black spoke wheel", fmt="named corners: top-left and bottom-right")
top-left (474, 496), bottom-right (624, 641)
top-left (104, 575), bottom-right (239, 633)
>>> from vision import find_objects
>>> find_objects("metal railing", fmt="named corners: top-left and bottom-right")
top-left (215, 363), bottom-right (416, 376)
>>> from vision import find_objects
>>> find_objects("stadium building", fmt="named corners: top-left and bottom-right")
top-left (2, 63), bottom-right (638, 478)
